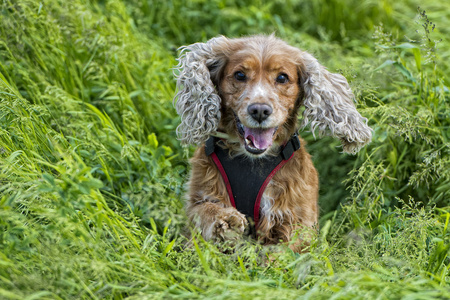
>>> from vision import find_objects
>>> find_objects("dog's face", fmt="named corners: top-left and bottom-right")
top-left (175, 35), bottom-right (372, 154)
top-left (219, 46), bottom-right (301, 156)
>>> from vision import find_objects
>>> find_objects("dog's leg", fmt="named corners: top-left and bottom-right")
top-left (186, 148), bottom-right (249, 242)
top-left (187, 198), bottom-right (248, 242)
top-left (287, 224), bottom-right (317, 253)
top-left (258, 221), bottom-right (316, 253)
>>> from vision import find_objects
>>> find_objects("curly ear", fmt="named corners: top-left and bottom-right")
top-left (173, 36), bottom-right (229, 146)
top-left (299, 52), bottom-right (372, 154)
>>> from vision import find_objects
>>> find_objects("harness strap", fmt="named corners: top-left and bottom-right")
top-left (205, 134), bottom-right (301, 231)
top-left (206, 133), bottom-right (300, 160)
top-left (281, 133), bottom-right (301, 160)
top-left (253, 149), bottom-right (295, 228)
top-left (210, 152), bottom-right (236, 208)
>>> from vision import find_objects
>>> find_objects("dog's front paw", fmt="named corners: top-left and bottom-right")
top-left (213, 208), bottom-right (248, 241)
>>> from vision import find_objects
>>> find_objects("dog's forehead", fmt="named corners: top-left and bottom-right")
top-left (227, 48), bottom-right (298, 74)
top-left (263, 55), bottom-right (298, 72)
top-left (227, 50), bottom-right (260, 70)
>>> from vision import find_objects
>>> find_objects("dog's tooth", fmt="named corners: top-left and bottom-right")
top-left (245, 138), bottom-right (251, 145)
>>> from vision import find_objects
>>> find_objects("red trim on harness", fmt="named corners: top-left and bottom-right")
top-left (253, 151), bottom-right (295, 229)
top-left (211, 152), bottom-right (236, 208)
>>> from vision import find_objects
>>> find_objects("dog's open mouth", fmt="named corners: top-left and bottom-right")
top-left (236, 116), bottom-right (277, 155)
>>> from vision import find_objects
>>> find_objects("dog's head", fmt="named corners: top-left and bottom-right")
top-left (174, 35), bottom-right (371, 156)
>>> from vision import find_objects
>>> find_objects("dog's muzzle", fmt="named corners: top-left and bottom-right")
top-left (235, 114), bottom-right (277, 155)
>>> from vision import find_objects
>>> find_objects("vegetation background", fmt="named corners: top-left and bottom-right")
top-left (0, 0), bottom-right (449, 298)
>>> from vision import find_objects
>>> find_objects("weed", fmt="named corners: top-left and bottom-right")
top-left (0, 0), bottom-right (449, 299)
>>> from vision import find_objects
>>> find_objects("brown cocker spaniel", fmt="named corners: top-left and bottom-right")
top-left (174, 35), bottom-right (371, 252)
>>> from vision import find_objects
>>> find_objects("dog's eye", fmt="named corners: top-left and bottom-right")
top-left (276, 73), bottom-right (289, 84)
top-left (234, 71), bottom-right (247, 81)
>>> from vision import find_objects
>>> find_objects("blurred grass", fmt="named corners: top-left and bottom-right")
top-left (0, 0), bottom-right (449, 299)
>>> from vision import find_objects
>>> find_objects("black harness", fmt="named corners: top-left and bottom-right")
top-left (205, 134), bottom-right (301, 233)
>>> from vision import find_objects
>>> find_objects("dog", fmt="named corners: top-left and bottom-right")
top-left (174, 35), bottom-right (371, 252)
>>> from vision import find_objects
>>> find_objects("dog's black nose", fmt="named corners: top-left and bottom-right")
top-left (248, 103), bottom-right (272, 123)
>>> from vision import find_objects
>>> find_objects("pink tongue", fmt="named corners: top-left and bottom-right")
top-left (244, 127), bottom-right (276, 150)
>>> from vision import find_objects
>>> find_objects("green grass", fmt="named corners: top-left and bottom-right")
top-left (0, 0), bottom-right (449, 299)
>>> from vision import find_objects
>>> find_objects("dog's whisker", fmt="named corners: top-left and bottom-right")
top-left (211, 131), bottom-right (231, 139)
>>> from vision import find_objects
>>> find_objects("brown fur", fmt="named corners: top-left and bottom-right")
top-left (175, 35), bottom-right (371, 252)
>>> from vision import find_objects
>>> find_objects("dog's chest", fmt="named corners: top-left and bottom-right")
top-left (213, 145), bottom-right (283, 221)
top-left (205, 135), bottom-right (300, 227)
